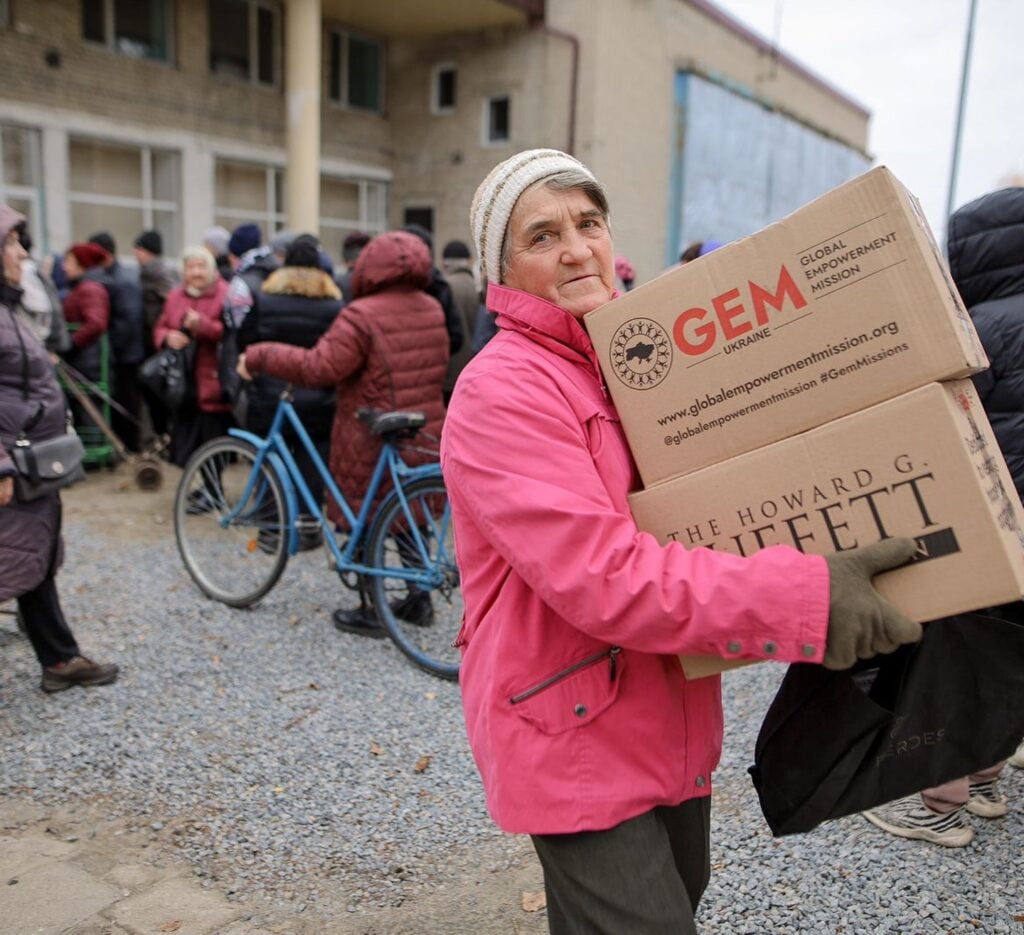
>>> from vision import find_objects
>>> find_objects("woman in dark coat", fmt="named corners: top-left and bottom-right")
top-left (238, 234), bottom-right (342, 550)
top-left (0, 205), bottom-right (118, 692)
top-left (238, 230), bottom-right (449, 636)
top-left (152, 246), bottom-right (231, 467)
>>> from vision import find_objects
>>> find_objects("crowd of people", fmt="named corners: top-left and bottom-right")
top-left (2, 150), bottom-right (1023, 934)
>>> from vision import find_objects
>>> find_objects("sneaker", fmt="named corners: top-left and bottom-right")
top-left (41, 656), bottom-right (120, 693)
top-left (332, 606), bottom-right (385, 639)
top-left (966, 779), bottom-right (1008, 818)
top-left (1009, 740), bottom-right (1024, 770)
top-left (389, 592), bottom-right (434, 627)
top-left (863, 796), bottom-right (974, 847)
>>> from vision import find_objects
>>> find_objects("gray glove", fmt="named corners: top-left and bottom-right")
top-left (823, 538), bottom-right (923, 670)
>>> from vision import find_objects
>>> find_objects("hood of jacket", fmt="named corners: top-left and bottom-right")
top-left (947, 187), bottom-right (1024, 308)
top-left (237, 245), bottom-right (279, 276)
top-left (350, 231), bottom-right (431, 300)
top-left (262, 265), bottom-right (342, 300)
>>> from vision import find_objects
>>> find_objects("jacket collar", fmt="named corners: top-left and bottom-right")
top-left (486, 284), bottom-right (612, 381)
top-left (262, 266), bottom-right (342, 300)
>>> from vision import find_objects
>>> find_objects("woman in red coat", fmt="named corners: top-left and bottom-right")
top-left (238, 230), bottom-right (449, 637)
top-left (152, 246), bottom-right (231, 467)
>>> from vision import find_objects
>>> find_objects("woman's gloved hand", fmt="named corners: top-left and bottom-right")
top-left (823, 538), bottom-right (922, 670)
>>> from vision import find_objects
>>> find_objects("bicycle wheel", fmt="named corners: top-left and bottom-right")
top-left (366, 476), bottom-right (462, 680)
top-left (174, 437), bottom-right (289, 607)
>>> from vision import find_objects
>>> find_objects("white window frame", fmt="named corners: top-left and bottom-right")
top-left (320, 176), bottom-right (388, 240)
top-left (326, 24), bottom-right (386, 115)
top-left (430, 62), bottom-right (457, 116)
top-left (213, 159), bottom-right (286, 235)
top-left (483, 93), bottom-right (511, 146)
top-left (81, 0), bottom-right (175, 64)
top-left (0, 123), bottom-right (44, 249)
top-left (67, 136), bottom-right (182, 253)
top-left (209, 0), bottom-right (281, 89)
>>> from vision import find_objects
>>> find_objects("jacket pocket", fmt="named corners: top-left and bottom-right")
top-left (509, 647), bottom-right (623, 735)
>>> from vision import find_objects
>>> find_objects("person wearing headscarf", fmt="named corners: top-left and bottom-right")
top-left (152, 246), bottom-right (231, 467)
top-left (0, 204), bottom-right (119, 692)
top-left (439, 150), bottom-right (920, 933)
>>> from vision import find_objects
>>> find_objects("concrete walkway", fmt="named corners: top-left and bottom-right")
top-left (0, 799), bottom-right (262, 935)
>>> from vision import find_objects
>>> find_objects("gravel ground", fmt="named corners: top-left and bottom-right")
top-left (1, 476), bottom-right (1022, 933)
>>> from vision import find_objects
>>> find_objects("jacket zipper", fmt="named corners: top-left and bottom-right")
top-left (509, 647), bottom-right (621, 705)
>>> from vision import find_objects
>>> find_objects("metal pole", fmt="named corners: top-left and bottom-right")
top-left (945, 0), bottom-right (978, 225)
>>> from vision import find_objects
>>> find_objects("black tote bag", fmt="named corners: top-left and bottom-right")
top-left (749, 609), bottom-right (1024, 837)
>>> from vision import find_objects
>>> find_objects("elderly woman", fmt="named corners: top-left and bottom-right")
top-left (0, 206), bottom-right (118, 692)
top-left (440, 149), bottom-right (921, 933)
top-left (152, 246), bottom-right (231, 467)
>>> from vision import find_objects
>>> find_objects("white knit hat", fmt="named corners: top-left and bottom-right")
top-left (470, 148), bottom-right (600, 284)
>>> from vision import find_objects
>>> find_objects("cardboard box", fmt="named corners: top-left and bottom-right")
top-left (627, 381), bottom-right (1024, 679)
top-left (585, 167), bottom-right (987, 487)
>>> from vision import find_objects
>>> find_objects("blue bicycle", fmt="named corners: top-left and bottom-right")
top-left (172, 392), bottom-right (461, 680)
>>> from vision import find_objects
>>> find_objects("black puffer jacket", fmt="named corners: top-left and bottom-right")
top-left (238, 266), bottom-right (342, 436)
top-left (947, 187), bottom-right (1024, 497)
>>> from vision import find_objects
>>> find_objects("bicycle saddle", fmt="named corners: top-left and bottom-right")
top-left (357, 408), bottom-right (427, 437)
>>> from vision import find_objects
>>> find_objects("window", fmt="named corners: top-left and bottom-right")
top-left (68, 137), bottom-right (181, 256)
top-left (327, 27), bottom-right (384, 113)
top-left (486, 94), bottom-right (510, 144)
top-left (431, 63), bottom-right (457, 114)
top-left (320, 175), bottom-right (388, 249)
top-left (403, 207), bottom-right (434, 237)
top-left (0, 0), bottom-right (10, 28)
top-left (214, 159), bottom-right (285, 242)
top-left (0, 124), bottom-right (43, 248)
top-left (209, 0), bottom-right (279, 87)
top-left (81, 0), bottom-right (172, 62)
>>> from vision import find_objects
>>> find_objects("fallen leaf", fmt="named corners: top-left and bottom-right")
top-left (521, 891), bottom-right (546, 912)
top-left (289, 614), bottom-right (300, 626)
top-left (159, 922), bottom-right (182, 933)
top-left (272, 786), bottom-right (285, 794)
top-left (424, 691), bottom-right (437, 701)
top-left (211, 655), bottom-right (221, 666)
top-left (370, 742), bottom-right (384, 756)
top-left (413, 755), bottom-right (431, 773)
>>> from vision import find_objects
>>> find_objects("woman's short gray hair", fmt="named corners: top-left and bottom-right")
top-left (499, 169), bottom-right (611, 282)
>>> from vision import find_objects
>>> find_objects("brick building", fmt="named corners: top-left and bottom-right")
top-left (0, 0), bottom-right (870, 280)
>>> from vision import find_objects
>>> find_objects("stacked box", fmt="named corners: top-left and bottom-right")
top-left (584, 166), bottom-right (986, 488)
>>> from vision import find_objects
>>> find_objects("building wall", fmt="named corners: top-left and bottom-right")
top-left (547, 0), bottom-right (871, 283)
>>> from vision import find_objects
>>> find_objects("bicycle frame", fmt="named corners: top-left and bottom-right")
top-left (224, 397), bottom-right (444, 582)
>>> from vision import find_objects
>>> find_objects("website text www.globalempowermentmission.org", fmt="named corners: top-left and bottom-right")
top-left (660, 321), bottom-right (908, 446)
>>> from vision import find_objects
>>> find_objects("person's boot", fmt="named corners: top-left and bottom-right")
top-left (389, 592), bottom-right (434, 627)
top-left (41, 656), bottom-right (120, 693)
top-left (332, 601), bottom-right (385, 639)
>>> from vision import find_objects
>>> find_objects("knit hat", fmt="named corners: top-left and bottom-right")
top-left (470, 148), bottom-right (601, 284)
top-left (402, 223), bottom-right (434, 253)
top-left (284, 234), bottom-right (322, 269)
top-left (203, 225), bottom-right (231, 257)
top-left (228, 223), bottom-right (262, 259)
top-left (134, 229), bottom-right (163, 255)
top-left (68, 242), bottom-right (111, 269)
top-left (88, 231), bottom-right (116, 256)
top-left (442, 239), bottom-right (471, 260)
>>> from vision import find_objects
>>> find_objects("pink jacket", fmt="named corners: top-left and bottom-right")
top-left (440, 284), bottom-right (831, 835)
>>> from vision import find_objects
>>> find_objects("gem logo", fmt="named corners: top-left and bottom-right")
top-left (610, 319), bottom-right (672, 389)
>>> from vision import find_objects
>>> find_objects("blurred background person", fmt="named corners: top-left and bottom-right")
top-left (615, 254), bottom-right (636, 292)
top-left (203, 225), bottom-right (233, 282)
top-left (336, 231), bottom-right (371, 304)
top-left (61, 241), bottom-right (110, 385)
top-left (402, 223), bottom-right (464, 358)
top-left (152, 246), bottom-right (231, 468)
top-left (16, 225), bottom-right (69, 355)
top-left (87, 231), bottom-right (145, 453)
top-left (133, 229), bottom-right (178, 441)
top-left (440, 239), bottom-right (479, 403)
top-left (0, 204), bottom-right (119, 693)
